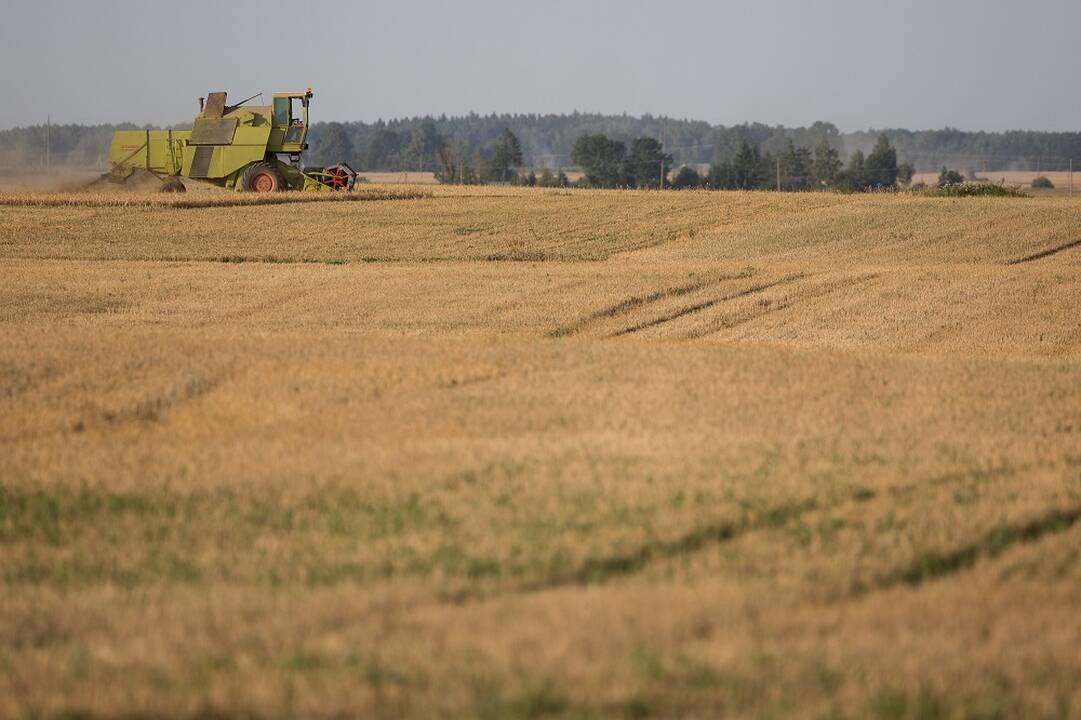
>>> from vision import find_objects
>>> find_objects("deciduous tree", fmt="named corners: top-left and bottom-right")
top-left (670, 166), bottom-right (702, 189)
top-left (571, 134), bottom-right (627, 188)
top-left (626, 137), bottom-right (673, 189)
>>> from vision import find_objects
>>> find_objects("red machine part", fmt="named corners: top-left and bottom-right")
top-left (322, 164), bottom-right (353, 190)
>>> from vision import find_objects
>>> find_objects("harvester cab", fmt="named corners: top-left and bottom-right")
top-left (105, 88), bottom-right (357, 193)
top-left (269, 91), bottom-right (310, 152)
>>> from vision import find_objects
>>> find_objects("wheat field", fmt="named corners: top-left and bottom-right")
top-left (910, 170), bottom-right (1080, 196)
top-left (1, 186), bottom-right (1080, 719)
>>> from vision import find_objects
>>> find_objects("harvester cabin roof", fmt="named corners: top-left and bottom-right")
top-left (272, 89), bottom-right (313, 99)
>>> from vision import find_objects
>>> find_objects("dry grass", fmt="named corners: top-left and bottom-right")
top-left (0, 186), bottom-right (430, 209)
top-left (356, 171), bottom-right (440, 184)
top-left (4, 185), bottom-right (1081, 265)
top-left (2, 186), bottom-right (1080, 719)
top-left (911, 170), bottom-right (1081, 196)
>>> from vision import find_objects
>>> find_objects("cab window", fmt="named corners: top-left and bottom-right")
top-left (273, 97), bottom-right (290, 127)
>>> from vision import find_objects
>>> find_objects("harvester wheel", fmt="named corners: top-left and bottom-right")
top-left (243, 162), bottom-right (286, 193)
top-left (159, 178), bottom-right (186, 193)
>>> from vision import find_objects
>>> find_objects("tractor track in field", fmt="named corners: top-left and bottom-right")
top-left (201, 286), bottom-right (318, 326)
top-left (861, 503), bottom-right (1081, 594)
top-left (1006, 238), bottom-right (1081, 265)
top-left (0, 367), bottom-right (233, 445)
top-left (546, 269), bottom-right (756, 338)
top-left (484, 496), bottom-right (822, 600)
top-left (439, 462), bottom-right (1073, 604)
top-left (511, 500), bottom-right (1081, 604)
top-left (610, 274), bottom-right (806, 338)
top-left (682, 272), bottom-right (881, 340)
top-left (120, 370), bottom-right (229, 424)
top-left (487, 473), bottom-right (888, 599)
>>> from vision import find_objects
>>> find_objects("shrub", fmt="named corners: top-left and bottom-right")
top-left (917, 183), bottom-right (1029, 198)
top-left (510, 171), bottom-right (538, 187)
top-left (670, 166), bottom-right (702, 190)
top-left (937, 167), bottom-right (964, 187)
top-left (897, 163), bottom-right (915, 187)
top-left (1031, 175), bottom-right (1055, 189)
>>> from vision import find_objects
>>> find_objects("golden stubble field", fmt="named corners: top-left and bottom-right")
top-left (1, 186), bottom-right (1080, 719)
top-left (910, 170), bottom-right (1080, 196)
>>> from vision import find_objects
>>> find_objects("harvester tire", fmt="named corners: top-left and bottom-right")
top-left (159, 178), bottom-right (186, 193)
top-left (243, 162), bottom-right (286, 193)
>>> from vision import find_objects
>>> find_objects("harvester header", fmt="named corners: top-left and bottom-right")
top-left (106, 89), bottom-right (355, 193)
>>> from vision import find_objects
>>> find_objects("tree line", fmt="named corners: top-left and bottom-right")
top-left (4, 112), bottom-right (1080, 178)
top-left (567, 132), bottom-right (915, 191)
top-left (308, 115), bottom-right (1081, 175)
top-left (321, 115), bottom-right (918, 191)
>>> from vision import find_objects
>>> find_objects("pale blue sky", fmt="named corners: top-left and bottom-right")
top-left (1, 0), bottom-right (1077, 131)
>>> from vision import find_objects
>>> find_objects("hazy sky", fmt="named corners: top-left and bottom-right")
top-left (2, 0), bottom-right (1078, 132)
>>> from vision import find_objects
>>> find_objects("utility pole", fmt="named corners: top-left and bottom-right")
top-left (45, 115), bottom-right (51, 173)
top-left (659, 126), bottom-right (665, 190)
top-left (776, 156), bottom-right (781, 192)
top-left (1071, 158), bottom-right (1074, 197)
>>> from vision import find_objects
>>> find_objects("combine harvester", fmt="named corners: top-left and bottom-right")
top-left (104, 89), bottom-right (357, 193)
